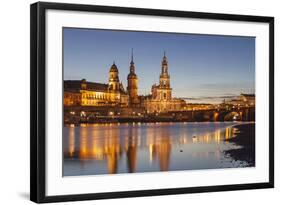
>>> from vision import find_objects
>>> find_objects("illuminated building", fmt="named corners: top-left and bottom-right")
top-left (225, 93), bottom-right (255, 107)
top-left (239, 93), bottom-right (255, 106)
top-left (64, 90), bottom-right (81, 106)
top-left (143, 52), bottom-right (186, 113)
top-left (64, 51), bottom-right (186, 113)
top-left (64, 63), bottom-right (129, 107)
top-left (184, 103), bottom-right (214, 111)
top-left (127, 49), bottom-right (140, 107)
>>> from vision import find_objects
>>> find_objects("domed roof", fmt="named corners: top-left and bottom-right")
top-left (110, 62), bottom-right (118, 72)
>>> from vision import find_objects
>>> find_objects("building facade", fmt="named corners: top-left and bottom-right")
top-left (64, 51), bottom-right (186, 113)
top-left (143, 53), bottom-right (186, 113)
top-left (225, 93), bottom-right (255, 107)
top-left (64, 63), bottom-right (129, 108)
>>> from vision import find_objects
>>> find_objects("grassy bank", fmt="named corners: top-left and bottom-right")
top-left (224, 123), bottom-right (255, 166)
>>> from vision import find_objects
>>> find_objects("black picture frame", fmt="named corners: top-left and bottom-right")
top-left (30, 2), bottom-right (274, 203)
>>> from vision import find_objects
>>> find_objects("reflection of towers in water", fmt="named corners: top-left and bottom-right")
top-left (125, 126), bottom-right (139, 173)
top-left (105, 127), bottom-right (121, 174)
top-left (146, 125), bottom-right (171, 171)
top-left (157, 136), bottom-right (171, 171)
top-left (76, 125), bottom-right (122, 174)
top-left (68, 126), bottom-right (75, 157)
top-left (78, 126), bottom-right (88, 160)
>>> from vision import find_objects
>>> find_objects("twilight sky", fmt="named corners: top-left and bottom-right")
top-left (63, 28), bottom-right (255, 104)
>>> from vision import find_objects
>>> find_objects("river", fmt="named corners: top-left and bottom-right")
top-left (63, 122), bottom-right (254, 176)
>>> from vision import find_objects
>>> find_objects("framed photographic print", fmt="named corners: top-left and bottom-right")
top-left (30, 2), bottom-right (274, 203)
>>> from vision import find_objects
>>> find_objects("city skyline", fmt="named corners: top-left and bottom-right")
top-left (63, 28), bottom-right (256, 176)
top-left (63, 28), bottom-right (255, 104)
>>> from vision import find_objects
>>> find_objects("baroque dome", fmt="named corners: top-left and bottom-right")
top-left (110, 63), bottom-right (118, 72)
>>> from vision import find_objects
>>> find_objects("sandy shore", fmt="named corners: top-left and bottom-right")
top-left (224, 123), bottom-right (255, 166)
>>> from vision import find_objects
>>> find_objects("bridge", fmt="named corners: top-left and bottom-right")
top-left (64, 105), bottom-right (255, 124)
top-left (168, 106), bottom-right (255, 122)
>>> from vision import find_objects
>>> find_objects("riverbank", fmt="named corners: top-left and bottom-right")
top-left (224, 123), bottom-right (255, 166)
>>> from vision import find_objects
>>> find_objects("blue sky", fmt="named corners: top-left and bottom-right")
top-left (63, 28), bottom-right (255, 104)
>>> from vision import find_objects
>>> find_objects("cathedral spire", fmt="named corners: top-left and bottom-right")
top-left (129, 49), bottom-right (135, 73)
top-left (161, 51), bottom-right (168, 74)
top-left (127, 49), bottom-right (138, 106)
top-left (131, 48), bottom-right (134, 63)
top-left (163, 51), bottom-right (167, 62)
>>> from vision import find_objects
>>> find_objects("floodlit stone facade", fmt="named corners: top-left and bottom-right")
top-left (64, 63), bottom-right (129, 108)
top-left (64, 51), bottom-right (186, 113)
top-left (143, 52), bottom-right (186, 113)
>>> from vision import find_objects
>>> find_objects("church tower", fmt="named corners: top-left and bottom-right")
top-left (108, 62), bottom-right (120, 91)
top-left (159, 51), bottom-right (170, 88)
top-left (127, 49), bottom-right (139, 106)
top-left (159, 52), bottom-right (172, 100)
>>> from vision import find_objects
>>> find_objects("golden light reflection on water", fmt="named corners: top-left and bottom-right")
top-left (64, 123), bottom-right (236, 174)
top-left (191, 127), bottom-right (233, 144)
top-left (68, 126), bottom-right (75, 157)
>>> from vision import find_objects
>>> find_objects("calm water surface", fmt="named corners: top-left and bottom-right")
top-left (63, 122), bottom-right (250, 176)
